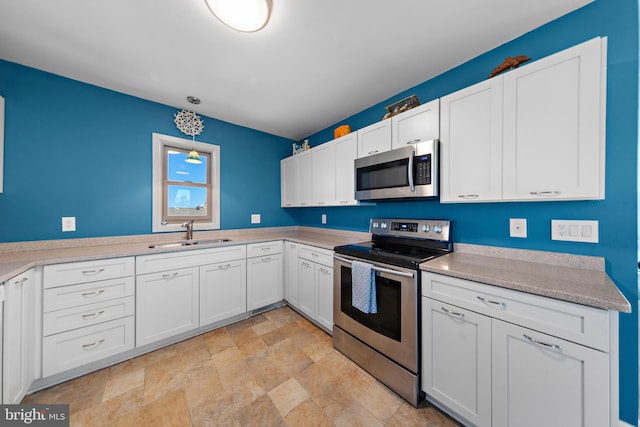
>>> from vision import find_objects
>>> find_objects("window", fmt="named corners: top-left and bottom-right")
top-left (152, 133), bottom-right (220, 232)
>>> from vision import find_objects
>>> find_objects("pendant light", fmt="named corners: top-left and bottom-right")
top-left (174, 96), bottom-right (204, 164)
top-left (205, 0), bottom-right (272, 32)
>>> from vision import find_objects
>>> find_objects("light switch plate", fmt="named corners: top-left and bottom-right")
top-left (509, 218), bottom-right (527, 238)
top-left (251, 214), bottom-right (261, 224)
top-left (62, 216), bottom-right (76, 232)
top-left (551, 220), bottom-right (598, 243)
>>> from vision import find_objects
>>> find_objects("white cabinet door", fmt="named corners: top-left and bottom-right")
top-left (298, 258), bottom-right (315, 319)
top-left (246, 254), bottom-right (283, 310)
top-left (200, 259), bottom-right (247, 326)
top-left (284, 242), bottom-right (300, 308)
top-left (391, 99), bottom-right (440, 149)
top-left (281, 156), bottom-right (298, 207)
top-left (502, 37), bottom-right (605, 201)
top-left (422, 298), bottom-right (491, 427)
top-left (296, 150), bottom-right (313, 206)
top-left (357, 119), bottom-right (391, 158)
top-left (312, 142), bottom-right (336, 206)
top-left (315, 264), bottom-right (333, 332)
top-left (440, 77), bottom-right (503, 203)
top-left (136, 267), bottom-right (199, 347)
top-left (334, 133), bottom-right (358, 205)
top-left (3, 269), bottom-right (35, 404)
top-left (492, 319), bottom-right (609, 427)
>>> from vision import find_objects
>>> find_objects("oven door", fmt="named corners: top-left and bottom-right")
top-left (333, 254), bottom-right (419, 372)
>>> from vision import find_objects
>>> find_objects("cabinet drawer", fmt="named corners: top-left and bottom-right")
top-left (43, 276), bottom-right (135, 312)
top-left (43, 316), bottom-right (135, 377)
top-left (136, 245), bottom-right (247, 275)
top-left (246, 241), bottom-right (283, 258)
top-left (43, 296), bottom-right (135, 336)
top-left (299, 245), bottom-right (333, 267)
top-left (44, 257), bottom-right (134, 288)
top-left (422, 272), bottom-right (610, 351)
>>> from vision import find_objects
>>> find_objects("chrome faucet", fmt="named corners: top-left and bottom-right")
top-left (181, 220), bottom-right (195, 240)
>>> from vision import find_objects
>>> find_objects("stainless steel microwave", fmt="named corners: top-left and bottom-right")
top-left (355, 139), bottom-right (438, 201)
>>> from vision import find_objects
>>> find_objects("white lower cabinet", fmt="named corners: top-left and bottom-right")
top-left (3, 269), bottom-right (38, 404)
top-left (297, 245), bottom-right (333, 332)
top-left (200, 259), bottom-right (246, 326)
top-left (136, 267), bottom-right (199, 347)
top-left (284, 241), bottom-right (300, 307)
top-left (422, 272), bottom-right (613, 427)
top-left (246, 241), bottom-right (283, 311)
top-left (492, 319), bottom-right (609, 427)
top-left (422, 298), bottom-right (491, 427)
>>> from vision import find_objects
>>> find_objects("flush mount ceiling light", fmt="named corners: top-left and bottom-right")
top-left (205, 0), bottom-right (272, 32)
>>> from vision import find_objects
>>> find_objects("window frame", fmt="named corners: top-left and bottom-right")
top-left (152, 133), bottom-right (220, 233)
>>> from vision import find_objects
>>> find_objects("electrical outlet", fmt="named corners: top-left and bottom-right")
top-left (321, 214), bottom-right (327, 225)
top-left (551, 220), bottom-right (598, 243)
top-left (62, 216), bottom-right (76, 232)
top-left (509, 218), bottom-right (527, 238)
top-left (251, 214), bottom-right (261, 224)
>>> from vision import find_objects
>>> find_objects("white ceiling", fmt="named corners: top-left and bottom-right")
top-left (0, 0), bottom-right (592, 141)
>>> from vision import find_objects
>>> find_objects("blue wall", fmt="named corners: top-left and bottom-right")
top-left (0, 0), bottom-right (637, 423)
top-left (299, 0), bottom-right (639, 423)
top-left (0, 61), bottom-right (297, 240)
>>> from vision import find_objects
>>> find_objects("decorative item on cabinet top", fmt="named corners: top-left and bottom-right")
top-left (292, 139), bottom-right (311, 155)
top-left (334, 124), bottom-right (351, 139)
top-left (488, 55), bottom-right (531, 78)
top-left (382, 94), bottom-right (420, 120)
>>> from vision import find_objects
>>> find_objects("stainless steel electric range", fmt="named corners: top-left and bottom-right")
top-left (333, 218), bottom-right (452, 406)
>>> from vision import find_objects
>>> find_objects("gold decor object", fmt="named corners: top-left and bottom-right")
top-left (488, 55), bottom-right (531, 78)
top-left (382, 95), bottom-right (420, 120)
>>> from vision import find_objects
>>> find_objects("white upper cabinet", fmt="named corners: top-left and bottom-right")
top-left (441, 37), bottom-right (606, 203)
top-left (312, 141), bottom-right (336, 206)
top-left (440, 78), bottom-right (503, 202)
top-left (357, 119), bottom-right (391, 158)
top-left (296, 150), bottom-right (313, 206)
top-left (333, 132), bottom-right (358, 205)
top-left (280, 156), bottom-right (298, 207)
top-left (391, 99), bottom-right (440, 149)
top-left (502, 37), bottom-right (606, 201)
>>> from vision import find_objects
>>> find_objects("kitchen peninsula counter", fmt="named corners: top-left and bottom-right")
top-left (421, 243), bottom-right (631, 313)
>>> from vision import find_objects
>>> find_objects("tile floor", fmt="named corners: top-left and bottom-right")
top-left (24, 307), bottom-right (461, 426)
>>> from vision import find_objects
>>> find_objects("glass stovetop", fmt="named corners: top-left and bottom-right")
top-left (334, 241), bottom-right (449, 269)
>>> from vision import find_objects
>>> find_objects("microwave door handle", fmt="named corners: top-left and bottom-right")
top-left (408, 148), bottom-right (415, 192)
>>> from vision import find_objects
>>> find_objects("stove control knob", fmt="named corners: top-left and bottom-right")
top-left (372, 222), bottom-right (379, 229)
top-left (433, 225), bottom-right (442, 234)
top-left (422, 225), bottom-right (430, 232)
top-left (381, 222), bottom-right (388, 229)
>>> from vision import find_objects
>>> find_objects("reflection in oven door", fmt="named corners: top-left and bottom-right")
top-left (333, 256), bottom-right (418, 374)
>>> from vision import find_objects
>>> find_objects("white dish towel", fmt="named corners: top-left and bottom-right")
top-left (351, 260), bottom-right (377, 314)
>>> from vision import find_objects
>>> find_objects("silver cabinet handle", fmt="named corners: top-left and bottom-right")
top-left (82, 290), bottom-right (105, 298)
top-left (319, 267), bottom-right (331, 275)
top-left (261, 247), bottom-right (271, 252)
top-left (441, 306), bottom-right (465, 319)
top-left (162, 272), bottom-right (179, 279)
top-left (339, 200), bottom-right (350, 204)
top-left (301, 261), bottom-right (311, 268)
top-left (82, 268), bottom-right (105, 276)
top-left (81, 310), bottom-right (105, 319)
top-left (14, 277), bottom-right (28, 286)
top-left (524, 334), bottom-right (562, 350)
top-left (82, 339), bottom-right (105, 350)
top-left (529, 191), bottom-right (561, 196)
top-left (477, 296), bottom-right (506, 308)
top-left (311, 253), bottom-right (320, 258)
top-left (406, 139), bottom-right (421, 145)
top-left (261, 257), bottom-right (272, 263)
top-left (218, 263), bottom-right (232, 271)
top-left (457, 194), bottom-right (479, 199)
top-left (368, 150), bottom-right (379, 155)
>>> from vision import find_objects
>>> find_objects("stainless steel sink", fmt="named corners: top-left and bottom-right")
top-left (148, 238), bottom-right (231, 249)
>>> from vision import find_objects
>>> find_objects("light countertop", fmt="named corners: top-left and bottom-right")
top-left (420, 243), bottom-right (631, 313)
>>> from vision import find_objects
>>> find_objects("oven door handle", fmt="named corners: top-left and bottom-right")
top-left (333, 255), bottom-right (415, 278)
